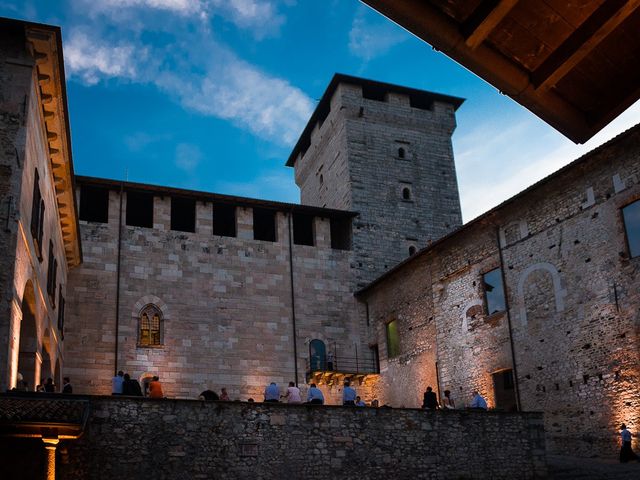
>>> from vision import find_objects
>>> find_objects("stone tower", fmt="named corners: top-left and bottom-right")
top-left (287, 74), bottom-right (464, 286)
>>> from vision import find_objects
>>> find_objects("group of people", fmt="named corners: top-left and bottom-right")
top-left (422, 387), bottom-right (487, 410)
top-left (10, 373), bottom-right (72, 394)
top-left (112, 370), bottom-right (162, 398)
top-left (262, 380), bottom-right (367, 406)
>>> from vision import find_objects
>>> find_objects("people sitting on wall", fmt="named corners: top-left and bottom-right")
top-left (422, 386), bottom-right (438, 410)
top-left (219, 388), bottom-right (230, 401)
top-left (470, 390), bottom-right (488, 410)
top-left (355, 396), bottom-right (366, 407)
top-left (199, 390), bottom-right (219, 401)
top-left (148, 376), bottom-right (164, 399)
top-left (264, 382), bottom-right (280, 402)
top-left (620, 424), bottom-right (640, 463)
top-left (343, 380), bottom-right (356, 406)
top-left (122, 373), bottom-right (143, 396)
top-left (283, 381), bottom-right (302, 404)
top-left (62, 377), bottom-right (73, 394)
top-left (307, 383), bottom-right (324, 404)
top-left (370, 399), bottom-right (379, 408)
top-left (441, 389), bottom-right (455, 409)
top-left (112, 370), bottom-right (124, 395)
top-left (44, 377), bottom-right (55, 393)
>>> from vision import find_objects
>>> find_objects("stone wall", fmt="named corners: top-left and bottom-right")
top-left (10, 396), bottom-right (546, 480)
top-left (65, 184), bottom-right (375, 404)
top-left (360, 125), bottom-right (640, 457)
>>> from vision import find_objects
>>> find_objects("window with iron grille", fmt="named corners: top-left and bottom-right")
top-left (138, 304), bottom-right (162, 347)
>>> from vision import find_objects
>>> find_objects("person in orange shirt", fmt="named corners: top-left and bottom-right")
top-left (148, 376), bottom-right (164, 399)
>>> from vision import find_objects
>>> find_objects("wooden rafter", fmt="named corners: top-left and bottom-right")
top-left (461, 0), bottom-right (520, 50)
top-left (532, 0), bottom-right (640, 90)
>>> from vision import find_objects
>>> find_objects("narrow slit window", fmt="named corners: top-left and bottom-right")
top-left (293, 213), bottom-right (314, 246)
top-left (483, 268), bottom-right (506, 315)
top-left (622, 200), bottom-right (640, 257)
top-left (398, 147), bottom-right (405, 159)
top-left (402, 187), bottom-right (412, 201)
top-left (212, 203), bottom-right (236, 237)
top-left (330, 217), bottom-right (351, 250)
top-left (386, 320), bottom-right (400, 358)
top-left (171, 197), bottom-right (196, 233)
top-left (30, 169), bottom-right (45, 258)
top-left (79, 185), bottom-right (109, 223)
top-left (253, 208), bottom-right (276, 242)
top-left (126, 191), bottom-right (154, 228)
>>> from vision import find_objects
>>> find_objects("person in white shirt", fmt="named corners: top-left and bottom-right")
top-left (112, 370), bottom-right (124, 395)
top-left (620, 424), bottom-right (639, 463)
top-left (283, 381), bottom-right (302, 404)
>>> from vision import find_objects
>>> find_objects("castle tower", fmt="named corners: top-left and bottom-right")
top-left (287, 74), bottom-right (464, 285)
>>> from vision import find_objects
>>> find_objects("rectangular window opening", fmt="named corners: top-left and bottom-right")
top-left (330, 217), bottom-right (352, 250)
top-left (126, 191), bottom-right (154, 228)
top-left (362, 86), bottom-right (386, 102)
top-left (622, 200), bottom-right (640, 258)
top-left (57, 291), bottom-right (65, 340)
top-left (293, 213), bottom-right (314, 246)
top-left (409, 95), bottom-right (434, 111)
top-left (170, 197), bottom-right (196, 233)
top-left (483, 268), bottom-right (506, 315)
top-left (212, 203), bottom-right (236, 237)
top-left (386, 320), bottom-right (400, 358)
top-left (79, 185), bottom-right (109, 223)
top-left (253, 208), bottom-right (276, 242)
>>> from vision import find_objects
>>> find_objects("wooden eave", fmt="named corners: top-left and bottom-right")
top-left (25, 24), bottom-right (82, 267)
top-left (361, 0), bottom-right (640, 144)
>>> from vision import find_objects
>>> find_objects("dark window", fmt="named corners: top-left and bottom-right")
top-left (402, 187), bottom-right (411, 200)
top-left (293, 213), bottom-right (314, 246)
top-left (370, 344), bottom-right (380, 373)
top-left (330, 217), bottom-right (351, 250)
top-left (212, 203), bottom-right (236, 237)
top-left (253, 208), bottom-right (276, 242)
top-left (79, 185), bottom-right (109, 223)
top-left (126, 191), bottom-right (154, 228)
top-left (483, 268), bottom-right (506, 315)
top-left (362, 86), bottom-right (386, 102)
top-left (138, 304), bottom-right (162, 347)
top-left (409, 95), bottom-right (433, 111)
top-left (30, 170), bottom-right (45, 258)
top-left (386, 320), bottom-right (400, 358)
top-left (398, 147), bottom-right (405, 159)
top-left (171, 197), bottom-right (196, 233)
top-left (46, 241), bottom-right (57, 305)
top-left (492, 369), bottom-right (517, 411)
top-left (409, 245), bottom-right (417, 256)
top-left (309, 339), bottom-right (326, 371)
top-left (57, 291), bottom-right (65, 340)
top-left (622, 200), bottom-right (640, 257)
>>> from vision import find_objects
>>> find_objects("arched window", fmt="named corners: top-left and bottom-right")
top-left (402, 187), bottom-right (412, 201)
top-left (398, 147), bottom-right (406, 159)
top-left (309, 339), bottom-right (326, 371)
top-left (139, 304), bottom-right (162, 346)
top-left (408, 245), bottom-right (417, 256)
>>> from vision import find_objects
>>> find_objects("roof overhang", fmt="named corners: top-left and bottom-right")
top-left (361, 0), bottom-right (640, 144)
top-left (23, 21), bottom-right (82, 267)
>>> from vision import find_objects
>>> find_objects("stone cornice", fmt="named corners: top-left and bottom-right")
top-left (25, 25), bottom-right (82, 268)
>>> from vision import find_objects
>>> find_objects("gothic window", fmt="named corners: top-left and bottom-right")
top-left (483, 268), bottom-right (506, 315)
top-left (30, 169), bottom-right (45, 259)
top-left (138, 305), bottom-right (162, 347)
top-left (622, 200), bottom-right (640, 258)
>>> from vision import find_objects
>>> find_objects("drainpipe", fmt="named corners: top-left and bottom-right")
top-left (287, 211), bottom-right (299, 386)
top-left (114, 182), bottom-right (124, 375)
top-left (496, 226), bottom-right (522, 411)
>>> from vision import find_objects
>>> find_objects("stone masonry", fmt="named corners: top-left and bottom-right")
top-left (359, 125), bottom-right (640, 458)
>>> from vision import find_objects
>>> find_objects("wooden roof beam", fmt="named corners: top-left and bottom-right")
top-left (532, 0), bottom-right (640, 91)
top-left (461, 0), bottom-right (520, 50)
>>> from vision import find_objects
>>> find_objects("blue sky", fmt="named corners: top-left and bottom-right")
top-left (2, 0), bottom-right (639, 221)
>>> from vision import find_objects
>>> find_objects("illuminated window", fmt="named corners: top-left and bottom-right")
top-left (483, 268), bottom-right (506, 315)
top-left (386, 320), bottom-right (400, 358)
top-left (622, 200), bottom-right (640, 258)
top-left (138, 304), bottom-right (162, 347)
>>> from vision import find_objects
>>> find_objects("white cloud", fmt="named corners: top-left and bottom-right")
top-left (214, 170), bottom-right (297, 202)
top-left (175, 143), bottom-right (203, 172)
top-left (348, 7), bottom-right (407, 62)
top-left (64, 31), bottom-right (139, 85)
top-left (456, 100), bottom-right (640, 222)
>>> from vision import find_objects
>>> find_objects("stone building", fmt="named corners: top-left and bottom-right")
top-left (0, 19), bottom-right (81, 393)
top-left (63, 75), bottom-right (465, 402)
top-left (358, 125), bottom-right (640, 457)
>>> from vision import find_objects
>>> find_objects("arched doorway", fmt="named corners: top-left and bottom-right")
top-left (309, 339), bottom-right (326, 371)
top-left (18, 281), bottom-right (38, 391)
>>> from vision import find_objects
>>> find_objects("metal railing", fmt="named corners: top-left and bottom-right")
top-left (306, 355), bottom-right (379, 375)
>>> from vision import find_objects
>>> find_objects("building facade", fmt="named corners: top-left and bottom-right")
top-left (0, 19), bottom-right (80, 393)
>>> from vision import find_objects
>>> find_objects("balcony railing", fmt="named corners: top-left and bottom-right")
top-left (306, 355), bottom-right (379, 376)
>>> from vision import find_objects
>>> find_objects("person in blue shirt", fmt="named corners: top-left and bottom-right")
top-left (264, 382), bottom-right (280, 402)
top-left (307, 383), bottom-right (324, 404)
top-left (470, 390), bottom-right (488, 410)
top-left (355, 396), bottom-right (366, 407)
top-left (343, 380), bottom-right (357, 406)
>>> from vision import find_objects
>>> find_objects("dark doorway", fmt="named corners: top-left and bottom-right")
top-left (309, 339), bottom-right (326, 371)
top-left (18, 281), bottom-right (38, 390)
top-left (492, 369), bottom-right (517, 411)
